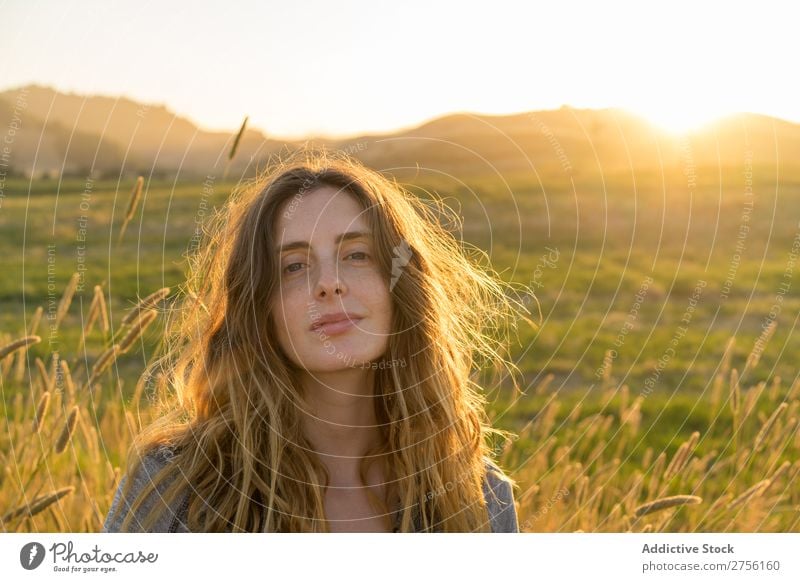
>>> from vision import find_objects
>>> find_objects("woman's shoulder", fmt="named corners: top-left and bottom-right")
top-left (481, 456), bottom-right (519, 532)
top-left (102, 445), bottom-right (188, 533)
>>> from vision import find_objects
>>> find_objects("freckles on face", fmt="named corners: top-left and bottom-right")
top-left (270, 186), bottom-right (393, 371)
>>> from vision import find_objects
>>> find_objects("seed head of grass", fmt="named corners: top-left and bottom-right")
top-left (54, 406), bottom-right (80, 454)
top-left (0, 335), bottom-right (41, 361)
top-left (121, 287), bottom-right (170, 326)
top-left (32, 391), bottom-right (51, 433)
top-left (754, 402), bottom-right (789, 452)
top-left (634, 495), bottom-right (702, 518)
top-left (59, 359), bottom-right (75, 403)
top-left (228, 116), bottom-right (248, 161)
top-left (118, 176), bottom-right (144, 244)
top-left (119, 310), bottom-right (158, 353)
top-left (1, 486), bottom-right (75, 523)
top-left (663, 431), bottom-right (700, 481)
top-left (85, 345), bottom-right (121, 387)
top-left (727, 479), bottom-right (771, 509)
top-left (94, 285), bottom-right (110, 333)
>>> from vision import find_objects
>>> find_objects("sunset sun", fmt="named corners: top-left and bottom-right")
top-left (623, 102), bottom-right (735, 135)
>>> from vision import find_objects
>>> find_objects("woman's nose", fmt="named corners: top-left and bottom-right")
top-left (313, 258), bottom-right (346, 298)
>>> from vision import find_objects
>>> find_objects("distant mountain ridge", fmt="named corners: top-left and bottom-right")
top-left (1, 84), bottom-right (798, 181)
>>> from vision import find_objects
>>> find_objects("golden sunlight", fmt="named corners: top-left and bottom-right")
top-left (624, 103), bottom-right (734, 135)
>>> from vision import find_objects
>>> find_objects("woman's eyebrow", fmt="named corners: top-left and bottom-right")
top-left (279, 230), bottom-right (372, 253)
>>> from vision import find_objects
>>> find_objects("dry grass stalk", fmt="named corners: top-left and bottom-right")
top-left (567, 401), bottom-right (583, 423)
top-left (622, 471), bottom-right (645, 513)
top-left (574, 475), bottom-right (589, 507)
top-left (14, 308), bottom-right (43, 381)
top-left (78, 292), bottom-right (101, 351)
top-left (54, 273), bottom-right (80, 333)
top-left (1, 486), bottom-right (75, 523)
top-left (12, 392), bottom-right (23, 424)
top-left (59, 359), bottom-right (75, 403)
top-left (119, 310), bottom-right (158, 353)
top-left (29, 306), bottom-right (44, 336)
top-left (132, 373), bottom-right (148, 410)
top-left (641, 447), bottom-right (654, 468)
top-left (720, 336), bottom-right (736, 375)
top-left (94, 285), bottom-right (110, 333)
top-left (710, 371), bottom-right (724, 411)
top-left (787, 378), bottom-right (800, 402)
top-left (35, 357), bottom-right (51, 392)
top-left (663, 432), bottom-right (700, 481)
top-left (85, 345), bottom-right (120, 387)
top-left (229, 116), bottom-right (248, 161)
top-left (769, 375), bottom-right (782, 402)
top-left (222, 116), bottom-right (249, 179)
top-left (735, 447), bottom-right (752, 471)
top-left (121, 287), bottom-right (170, 325)
top-left (125, 410), bottom-right (138, 435)
top-left (754, 402), bottom-right (789, 452)
top-left (607, 502), bottom-right (623, 526)
top-left (48, 352), bottom-right (60, 390)
top-left (727, 480), bottom-right (771, 509)
top-left (54, 406), bottom-right (80, 454)
top-left (622, 396), bottom-right (643, 433)
top-left (118, 176), bottom-right (144, 244)
top-left (634, 495), bottom-right (702, 518)
top-left (0, 335), bottom-right (12, 376)
top-left (730, 368), bottom-right (741, 416)
top-left (79, 418), bottom-right (99, 464)
top-left (743, 381), bottom-right (767, 421)
top-left (0, 335), bottom-right (41, 361)
top-left (618, 384), bottom-right (630, 416)
top-left (768, 461), bottom-right (791, 487)
top-left (647, 452), bottom-right (667, 497)
top-left (32, 391), bottom-right (51, 433)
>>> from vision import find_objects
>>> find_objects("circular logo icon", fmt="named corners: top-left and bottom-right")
top-left (20, 542), bottom-right (46, 570)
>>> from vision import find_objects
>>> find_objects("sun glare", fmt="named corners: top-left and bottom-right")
top-left (624, 105), bottom-right (733, 136)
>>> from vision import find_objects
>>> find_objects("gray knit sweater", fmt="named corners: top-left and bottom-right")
top-left (102, 448), bottom-right (518, 533)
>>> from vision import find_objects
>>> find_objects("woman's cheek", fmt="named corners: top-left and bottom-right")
top-left (273, 290), bottom-right (306, 333)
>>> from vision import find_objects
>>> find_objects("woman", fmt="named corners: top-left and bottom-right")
top-left (103, 145), bottom-right (530, 532)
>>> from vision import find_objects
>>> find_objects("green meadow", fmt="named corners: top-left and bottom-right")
top-left (1, 162), bottom-right (799, 532)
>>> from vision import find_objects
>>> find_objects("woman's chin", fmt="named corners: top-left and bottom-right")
top-left (302, 352), bottom-right (375, 372)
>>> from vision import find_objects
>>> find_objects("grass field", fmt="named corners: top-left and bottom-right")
top-left (1, 165), bottom-right (798, 532)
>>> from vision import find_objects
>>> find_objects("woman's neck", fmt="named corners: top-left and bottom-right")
top-left (297, 367), bottom-right (383, 463)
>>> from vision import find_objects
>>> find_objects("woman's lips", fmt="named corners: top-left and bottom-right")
top-left (311, 317), bottom-right (363, 336)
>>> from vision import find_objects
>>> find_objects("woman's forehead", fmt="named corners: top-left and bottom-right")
top-left (275, 186), bottom-right (370, 244)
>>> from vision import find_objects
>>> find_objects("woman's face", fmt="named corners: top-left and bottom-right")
top-left (271, 185), bottom-right (393, 372)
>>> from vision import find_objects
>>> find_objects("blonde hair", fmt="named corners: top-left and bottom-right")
top-left (111, 144), bottom-right (533, 532)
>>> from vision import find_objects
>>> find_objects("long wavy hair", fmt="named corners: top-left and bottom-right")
top-left (111, 144), bottom-right (533, 532)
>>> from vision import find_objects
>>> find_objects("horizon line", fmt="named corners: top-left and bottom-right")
top-left (2, 82), bottom-right (799, 142)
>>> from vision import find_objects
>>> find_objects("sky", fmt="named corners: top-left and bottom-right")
top-left (1, 0), bottom-right (797, 139)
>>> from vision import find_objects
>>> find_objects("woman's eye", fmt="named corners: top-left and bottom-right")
top-left (283, 253), bottom-right (367, 274)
